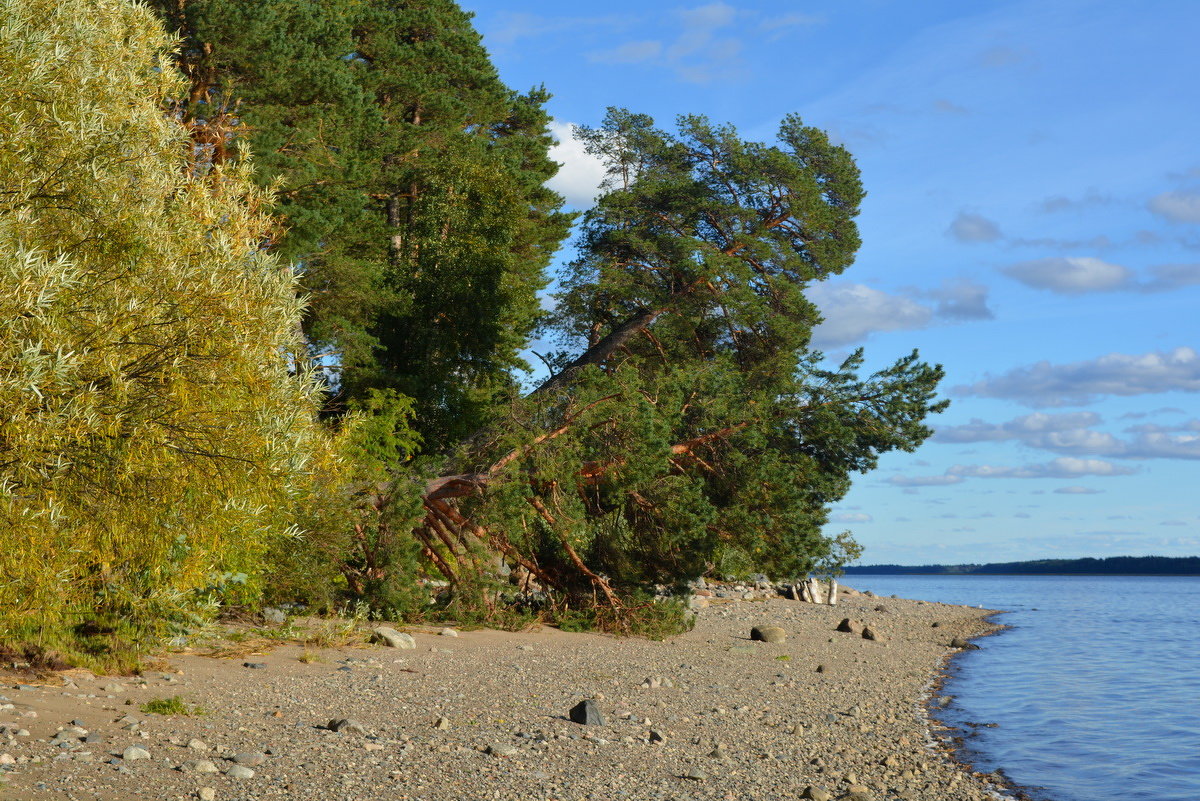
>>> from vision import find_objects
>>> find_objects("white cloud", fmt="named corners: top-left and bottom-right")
top-left (936, 412), bottom-right (1200, 460)
top-left (947, 457), bottom-right (1135, 479)
top-left (887, 474), bottom-right (965, 487)
top-left (926, 278), bottom-right (994, 320)
top-left (545, 121), bottom-right (608, 210)
top-left (588, 40), bottom-right (662, 64)
top-left (832, 512), bottom-right (873, 523)
top-left (948, 212), bottom-right (1002, 243)
top-left (1002, 256), bottom-right (1131, 293)
top-left (1054, 486), bottom-right (1104, 495)
top-left (1140, 263), bottom-right (1200, 292)
top-left (935, 411), bottom-right (1103, 443)
top-left (1148, 191), bottom-right (1200, 224)
top-left (958, 347), bottom-right (1200, 406)
top-left (809, 283), bottom-right (931, 348)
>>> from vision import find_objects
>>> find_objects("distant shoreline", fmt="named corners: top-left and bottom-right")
top-left (844, 554), bottom-right (1200, 576)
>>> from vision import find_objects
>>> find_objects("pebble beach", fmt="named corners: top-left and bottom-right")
top-left (0, 589), bottom-right (1011, 801)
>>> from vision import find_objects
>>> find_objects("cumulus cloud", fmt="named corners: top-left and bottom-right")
top-left (809, 279), bottom-right (993, 348)
top-left (958, 347), bottom-right (1200, 407)
top-left (1140, 263), bottom-right (1200, 292)
top-left (1148, 191), bottom-right (1200, 224)
top-left (545, 121), bottom-right (607, 209)
top-left (948, 212), bottom-right (1002, 243)
top-left (832, 512), bottom-right (873, 523)
top-left (1001, 257), bottom-right (1200, 295)
top-left (947, 458), bottom-right (1136, 479)
top-left (935, 412), bottom-right (1103, 443)
top-left (1054, 486), bottom-right (1104, 495)
top-left (937, 412), bottom-right (1200, 460)
top-left (886, 474), bottom-right (965, 487)
top-left (926, 278), bottom-right (994, 320)
top-left (589, 40), bottom-right (662, 64)
top-left (1038, 190), bottom-right (1114, 213)
top-left (1002, 256), bottom-right (1131, 293)
top-left (809, 283), bottom-right (932, 348)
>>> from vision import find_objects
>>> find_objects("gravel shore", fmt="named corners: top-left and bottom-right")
top-left (0, 591), bottom-right (1010, 801)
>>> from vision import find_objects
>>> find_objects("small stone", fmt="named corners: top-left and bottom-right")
top-left (369, 627), bottom-right (415, 649)
top-left (835, 618), bottom-right (864, 635)
top-left (873, 604), bottom-right (889, 612)
top-left (648, 730), bottom-right (665, 744)
top-left (750, 625), bottom-right (786, 643)
top-left (242, 662), bottom-right (267, 670)
top-left (569, 699), bottom-right (605, 726)
top-left (517, 645), bottom-right (534, 651)
top-left (187, 738), bottom-right (209, 752)
top-left (434, 717), bottom-right (450, 730)
top-left (225, 765), bottom-right (255, 779)
top-left (844, 784), bottom-right (873, 801)
top-left (802, 786), bottom-right (832, 801)
top-left (232, 751), bottom-right (265, 766)
top-left (327, 718), bottom-right (367, 734)
top-left (815, 664), bottom-right (827, 673)
top-left (862, 626), bottom-right (884, 641)
top-left (950, 637), bottom-right (980, 650)
top-left (684, 768), bottom-right (707, 781)
top-left (102, 684), bottom-right (124, 693)
top-left (486, 744), bottom-right (518, 757)
top-left (122, 746), bottom-right (150, 761)
top-left (0, 754), bottom-right (14, 766)
top-left (439, 628), bottom-right (458, 637)
top-left (198, 789), bottom-right (216, 801)
top-left (180, 759), bottom-right (219, 774)
top-left (847, 705), bottom-right (861, 718)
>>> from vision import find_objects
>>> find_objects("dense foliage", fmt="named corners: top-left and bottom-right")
top-left (0, 0), bottom-right (949, 661)
top-left (431, 110), bottom-right (945, 611)
top-left (148, 0), bottom-right (572, 443)
top-left (0, 0), bottom-right (325, 665)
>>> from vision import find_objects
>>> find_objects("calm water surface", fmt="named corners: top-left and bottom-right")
top-left (847, 575), bottom-right (1200, 801)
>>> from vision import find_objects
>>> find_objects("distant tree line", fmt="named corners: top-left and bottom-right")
top-left (844, 556), bottom-right (1200, 576)
top-left (0, 0), bottom-right (948, 665)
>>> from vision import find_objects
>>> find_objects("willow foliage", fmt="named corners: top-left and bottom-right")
top-left (0, 0), bottom-right (325, 661)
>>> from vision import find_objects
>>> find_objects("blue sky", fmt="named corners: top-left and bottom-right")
top-left (461, 0), bottom-right (1200, 565)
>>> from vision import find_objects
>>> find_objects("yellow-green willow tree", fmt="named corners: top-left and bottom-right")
top-left (0, 0), bottom-right (326, 663)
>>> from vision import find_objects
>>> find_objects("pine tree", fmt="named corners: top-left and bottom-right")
top-left (415, 110), bottom-right (946, 615)
top-left (148, 0), bottom-right (572, 443)
top-left (0, 0), bottom-right (325, 664)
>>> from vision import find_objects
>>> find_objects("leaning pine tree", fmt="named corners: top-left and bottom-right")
top-left (0, 0), bottom-right (326, 664)
top-left (411, 110), bottom-right (947, 625)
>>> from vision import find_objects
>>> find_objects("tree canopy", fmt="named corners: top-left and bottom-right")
top-left (0, 0), bottom-right (325, 662)
top-left (411, 110), bottom-right (947, 612)
top-left (148, 0), bottom-right (572, 443)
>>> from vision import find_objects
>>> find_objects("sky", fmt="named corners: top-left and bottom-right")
top-left (460, 0), bottom-right (1200, 565)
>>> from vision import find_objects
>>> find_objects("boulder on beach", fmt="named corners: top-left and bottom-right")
top-left (369, 626), bottom-right (415, 649)
top-left (836, 618), bottom-right (864, 635)
top-left (750, 625), bottom-right (787, 643)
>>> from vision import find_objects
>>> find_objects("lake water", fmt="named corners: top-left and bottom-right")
top-left (846, 574), bottom-right (1200, 801)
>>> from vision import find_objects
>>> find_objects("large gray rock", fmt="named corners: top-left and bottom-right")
top-left (750, 625), bottom-right (787, 643)
top-left (950, 637), bottom-right (980, 650)
top-left (802, 787), bottom-right (833, 801)
top-left (179, 759), bottom-right (219, 774)
top-left (225, 765), bottom-right (255, 779)
top-left (327, 718), bottom-right (367, 734)
top-left (369, 627), bottom-right (415, 649)
top-left (121, 746), bottom-right (150, 761)
top-left (569, 699), bottom-right (605, 726)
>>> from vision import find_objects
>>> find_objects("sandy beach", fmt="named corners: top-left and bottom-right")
top-left (0, 590), bottom-right (1010, 801)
